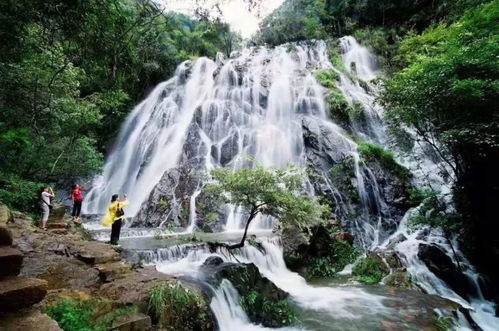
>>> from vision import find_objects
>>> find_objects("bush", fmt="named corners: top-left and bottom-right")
top-left (147, 282), bottom-right (211, 330)
top-left (0, 172), bottom-right (46, 216)
top-left (45, 299), bottom-right (136, 331)
top-left (308, 239), bottom-right (360, 278)
top-left (240, 290), bottom-right (297, 327)
top-left (352, 256), bottom-right (388, 284)
top-left (314, 69), bottom-right (339, 88)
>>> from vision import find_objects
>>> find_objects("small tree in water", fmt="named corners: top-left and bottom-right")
top-left (205, 166), bottom-right (329, 249)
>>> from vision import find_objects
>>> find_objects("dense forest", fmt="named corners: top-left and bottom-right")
top-left (0, 0), bottom-right (239, 211)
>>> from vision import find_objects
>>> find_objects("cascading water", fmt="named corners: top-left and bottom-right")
top-left (83, 35), bottom-right (499, 330)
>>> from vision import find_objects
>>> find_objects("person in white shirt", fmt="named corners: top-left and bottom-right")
top-left (39, 186), bottom-right (54, 230)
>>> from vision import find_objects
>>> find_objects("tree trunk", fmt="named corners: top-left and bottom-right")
top-left (208, 208), bottom-right (258, 251)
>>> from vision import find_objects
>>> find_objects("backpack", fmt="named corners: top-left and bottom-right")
top-left (115, 202), bottom-right (125, 218)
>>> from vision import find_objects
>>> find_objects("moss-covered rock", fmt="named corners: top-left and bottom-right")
top-left (352, 254), bottom-right (389, 285)
top-left (283, 224), bottom-right (359, 279)
top-left (203, 260), bottom-right (294, 327)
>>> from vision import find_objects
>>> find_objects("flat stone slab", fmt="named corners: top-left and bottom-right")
top-left (75, 241), bottom-right (121, 265)
top-left (95, 262), bottom-right (132, 282)
top-left (47, 222), bottom-right (67, 229)
top-left (112, 313), bottom-right (152, 331)
top-left (0, 277), bottom-right (48, 311)
top-left (0, 309), bottom-right (61, 331)
top-left (0, 246), bottom-right (23, 277)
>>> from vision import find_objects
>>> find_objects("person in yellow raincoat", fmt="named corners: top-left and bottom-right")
top-left (101, 194), bottom-right (129, 245)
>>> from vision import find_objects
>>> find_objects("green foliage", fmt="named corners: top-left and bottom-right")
top-left (255, 0), bottom-right (472, 46)
top-left (206, 166), bottom-right (330, 233)
top-left (407, 188), bottom-right (437, 207)
top-left (308, 240), bottom-right (360, 278)
top-left (46, 300), bottom-right (94, 331)
top-left (352, 256), bottom-right (388, 284)
top-left (147, 282), bottom-right (210, 329)
top-left (45, 299), bottom-right (136, 331)
top-left (240, 290), bottom-right (297, 326)
top-left (382, 1), bottom-right (499, 182)
top-left (357, 142), bottom-right (410, 179)
top-left (409, 192), bottom-right (463, 235)
top-left (0, 173), bottom-right (45, 216)
top-left (156, 197), bottom-right (169, 212)
top-left (433, 315), bottom-right (456, 331)
top-left (0, 0), bottom-right (239, 213)
top-left (314, 69), bottom-right (339, 88)
top-left (204, 211), bottom-right (218, 223)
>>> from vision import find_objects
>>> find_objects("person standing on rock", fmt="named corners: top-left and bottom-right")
top-left (39, 186), bottom-right (54, 231)
top-left (70, 184), bottom-right (84, 224)
top-left (101, 194), bottom-right (129, 245)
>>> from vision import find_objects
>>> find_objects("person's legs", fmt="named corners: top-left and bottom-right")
top-left (73, 201), bottom-right (82, 223)
top-left (76, 200), bottom-right (82, 218)
top-left (41, 206), bottom-right (49, 230)
top-left (110, 219), bottom-right (122, 245)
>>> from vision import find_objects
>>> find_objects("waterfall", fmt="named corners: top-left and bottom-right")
top-left (83, 35), bottom-right (498, 330)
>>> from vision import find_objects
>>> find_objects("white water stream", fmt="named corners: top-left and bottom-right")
top-left (83, 36), bottom-right (498, 330)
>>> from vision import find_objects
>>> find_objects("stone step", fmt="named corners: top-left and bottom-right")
top-left (48, 229), bottom-right (68, 235)
top-left (0, 277), bottom-right (48, 311)
top-left (0, 246), bottom-right (23, 277)
top-left (47, 222), bottom-right (67, 229)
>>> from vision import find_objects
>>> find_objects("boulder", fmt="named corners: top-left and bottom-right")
top-left (202, 256), bottom-right (223, 267)
top-left (384, 270), bottom-right (412, 288)
top-left (111, 313), bottom-right (152, 331)
top-left (0, 204), bottom-right (13, 225)
top-left (47, 204), bottom-right (65, 224)
top-left (0, 204), bottom-right (14, 246)
top-left (75, 241), bottom-right (121, 265)
top-left (203, 260), bottom-right (290, 327)
top-left (0, 277), bottom-right (47, 311)
top-left (332, 232), bottom-right (354, 245)
top-left (95, 262), bottom-right (132, 282)
top-left (0, 246), bottom-right (23, 277)
top-left (0, 309), bottom-right (61, 331)
top-left (418, 244), bottom-right (470, 299)
top-left (205, 262), bottom-right (288, 302)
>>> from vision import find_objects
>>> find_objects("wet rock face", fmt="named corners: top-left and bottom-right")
top-left (132, 120), bottom-right (206, 229)
top-left (418, 244), bottom-right (471, 299)
top-left (202, 259), bottom-right (289, 327)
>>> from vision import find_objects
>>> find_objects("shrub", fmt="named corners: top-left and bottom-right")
top-left (314, 69), bottom-right (339, 88)
top-left (308, 239), bottom-right (360, 278)
top-left (326, 90), bottom-right (350, 125)
top-left (147, 282), bottom-right (211, 330)
top-left (45, 299), bottom-right (136, 331)
top-left (240, 290), bottom-right (297, 327)
top-left (352, 256), bottom-right (388, 284)
top-left (0, 172), bottom-right (46, 217)
top-left (45, 300), bottom-right (94, 331)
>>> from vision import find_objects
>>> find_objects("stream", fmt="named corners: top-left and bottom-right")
top-left (82, 36), bottom-right (498, 330)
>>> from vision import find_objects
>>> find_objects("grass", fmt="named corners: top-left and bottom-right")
top-left (147, 282), bottom-right (210, 330)
top-left (45, 299), bottom-right (137, 331)
top-left (352, 256), bottom-right (388, 285)
top-left (357, 142), bottom-right (410, 179)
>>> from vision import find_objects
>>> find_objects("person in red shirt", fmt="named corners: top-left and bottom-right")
top-left (71, 184), bottom-right (84, 224)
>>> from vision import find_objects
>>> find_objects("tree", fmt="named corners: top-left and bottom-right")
top-left (205, 166), bottom-right (330, 249)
